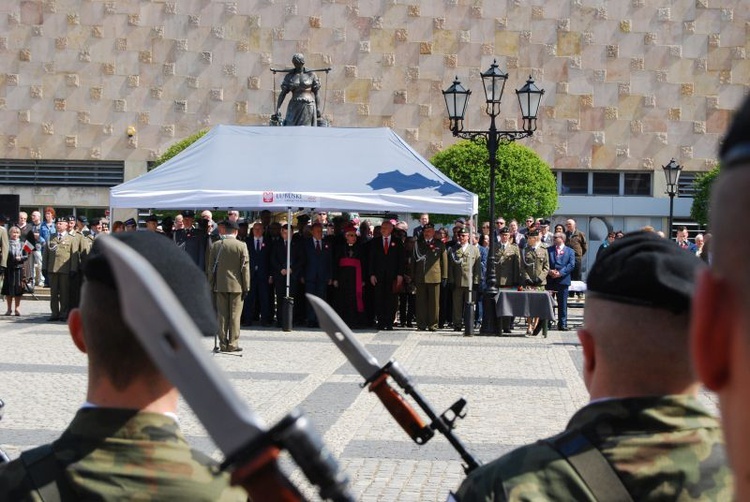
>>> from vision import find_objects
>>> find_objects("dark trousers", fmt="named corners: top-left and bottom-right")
top-left (305, 278), bottom-right (328, 324)
top-left (243, 273), bottom-right (272, 325)
top-left (374, 280), bottom-right (397, 329)
top-left (551, 284), bottom-right (569, 328)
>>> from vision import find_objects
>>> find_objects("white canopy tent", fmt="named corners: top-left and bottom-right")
top-left (109, 125), bottom-right (478, 215)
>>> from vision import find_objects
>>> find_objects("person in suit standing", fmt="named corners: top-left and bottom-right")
top-left (448, 228), bottom-right (481, 333)
top-left (547, 232), bottom-right (576, 331)
top-left (369, 220), bottom-right (404, 331)
top-left (271, 223), bottom-right (303, 328)
top-left (206, 220), bottom-right (250, 352)
top-left (413, 223), bottom-right (447, 332)
top-left (302, 222), bottom-right (333, 328)
top-left (243, 222), bottom-right (273, 327)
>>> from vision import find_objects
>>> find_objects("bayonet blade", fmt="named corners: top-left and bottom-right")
top-left (306, 294), bottom-right (382, 381)
top-left (99, 236), bottom-right (266, 459)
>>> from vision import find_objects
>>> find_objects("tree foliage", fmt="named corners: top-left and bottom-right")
top-left (150, 129), bottom-right (208, 170)
top-left (430, 139), bottom-right (557, 223)
top-left (690, 164), bottom-right (720, 227)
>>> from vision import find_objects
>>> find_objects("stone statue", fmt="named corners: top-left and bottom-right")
top-left (272, 53), bottom-right (322, 126)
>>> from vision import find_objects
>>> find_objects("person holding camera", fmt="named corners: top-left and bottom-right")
top-left (520, 230), bottom-right (549, 336)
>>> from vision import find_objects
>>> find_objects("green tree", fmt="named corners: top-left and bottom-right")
top-left (150, 129), bottom-right (208, 170)
top-left (430, 139), bottom-right (557, 223)
top-left (690, 164), bottom-right (720, 227)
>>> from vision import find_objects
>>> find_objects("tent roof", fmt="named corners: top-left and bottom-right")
top-left (110, 125), bottom-right (478, 215)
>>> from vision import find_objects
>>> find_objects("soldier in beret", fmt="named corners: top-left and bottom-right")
top-left (691, 94), bottom-right (750, 499)
top-left (0, 232), bottom-right (246, 500)
top-left (455, 231), bottom-right (733, 501)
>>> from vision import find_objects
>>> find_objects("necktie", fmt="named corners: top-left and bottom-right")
top-left (316, 240), bottom-right (321, 253)
top-left (256, 239), bottom-right (261, 251)
top-left (384, 238), bottom-right (389, 254)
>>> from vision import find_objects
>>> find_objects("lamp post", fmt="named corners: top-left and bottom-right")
top-left (443, 60), bottom-right (544, 335)
top-left (662, 158), bottom-right (682, 240)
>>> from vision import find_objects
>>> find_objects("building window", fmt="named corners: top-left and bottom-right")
top-left (560, 172), bottom-right (588, 194)
top-left (592, 173), bottom-right (620, 195)
top-left (554, 171), bottom-right (654, 196)
top-left (623, 173), bottom-right (651, 196)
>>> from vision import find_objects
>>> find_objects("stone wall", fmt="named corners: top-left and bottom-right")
top-left (0, 0), bottom-right (747, 175)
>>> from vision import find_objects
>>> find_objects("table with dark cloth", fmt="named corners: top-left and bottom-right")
top-left (492, 290), bottom-right (556, 337)
top-left (494, 290), bottom-right (556, 318)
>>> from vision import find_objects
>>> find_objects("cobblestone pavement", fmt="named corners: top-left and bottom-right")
top-left (0, 299), bottom-right (718, 501)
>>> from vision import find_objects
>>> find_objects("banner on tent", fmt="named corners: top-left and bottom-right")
top-left (261, 191), bottom-right (319, 205)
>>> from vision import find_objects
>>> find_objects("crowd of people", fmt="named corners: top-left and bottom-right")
top-left (0, 93), bottom-right (750, 502)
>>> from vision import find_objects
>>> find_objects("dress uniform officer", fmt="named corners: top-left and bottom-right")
top-left (520, 230), bottom-right (549, 336)
top-left (448, 228), bottom-right (481, 332)
top-left (207, 220), bottom-right (250, 352)
top-left (44, 217), bottom-right (77, 321)
top-left (495, 227), bottom-right (521, 333)
top-left (69, 215), bottom-right (91, 309)
top-left (455, 231), bottom-right (733, 501)
top-left (413, 223), bottom-right (447, 332)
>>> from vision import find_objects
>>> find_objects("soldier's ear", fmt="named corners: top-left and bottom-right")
top-left (577, 329), bottom-right (596, 388)
top-left (690, 270), bottom-right (730, 391)
top-left (68, 308), bottom-right (88, 355)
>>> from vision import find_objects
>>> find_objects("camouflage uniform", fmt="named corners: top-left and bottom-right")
top-left (455, 395), bottom-right (733, 501)
top-left (0, 408), bottom-right (246, 501)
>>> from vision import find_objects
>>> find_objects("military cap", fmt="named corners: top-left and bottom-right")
top-left (83, 232), bottom-right (218, 337)
top-left (541, 220), bottom-right (551, 226)
top-left (90, 217), bottom-right (101, 226)
top-left (145, 214), bottom-right (159, 223)
top-left (55, 216), bottom-right (67, 223)
top-left (527, 229), bottom-right (540, 237)
top-left (67, 215), bottom-right (76, 221)
top-left (499, 226), bottom-right (510, 234)
top-left (219, 219), bottom-right (239, 230)
top-left (182, 210), bottom-right (196, 218)
top-left (124, 218), bottom-right (137, 227)
top-left (423, 222), bottom-right (435, 230)
top-left (587, 230), bottom-right (706, 314)
top-left (76, 215), bottom-right (88, 224)
top-left (458, 227), bottom-right (470, 235)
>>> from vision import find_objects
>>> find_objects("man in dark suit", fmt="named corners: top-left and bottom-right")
top-left (369, 220), bottom-right (404, 330)
top-left (302, 222), bottom-right (333, 327)
top-left (547, 232), bottom-right (576, 331)
top-left (270, 223), bottom-right (303, 327)
top-left (243, 221), bottom-right (273, 326)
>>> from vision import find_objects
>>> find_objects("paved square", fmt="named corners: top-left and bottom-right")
top-left (0, 300), bottom-right (717, 500)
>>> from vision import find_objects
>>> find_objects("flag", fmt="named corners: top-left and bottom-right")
top-left (22, 240), bottom-right (34, 254)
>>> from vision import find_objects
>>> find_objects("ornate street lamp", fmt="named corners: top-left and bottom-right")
top-left (443, 60), bottom-right (544, 336)
top-left (663, 158), bottom-right (682, 239)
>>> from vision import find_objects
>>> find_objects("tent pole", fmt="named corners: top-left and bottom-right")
top-left (282, 207), bottom-right (294, 332)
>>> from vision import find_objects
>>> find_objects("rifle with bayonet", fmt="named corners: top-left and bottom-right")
top-left (100, 236), bottom-right (353, 502)
top-left (307, 293), bottom-right (482, 474)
